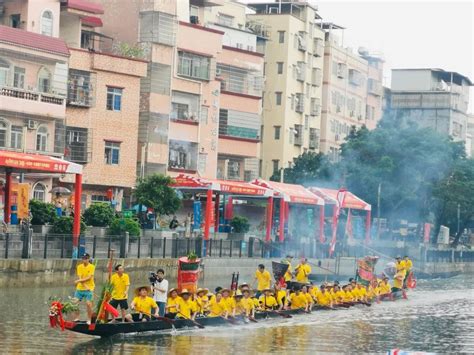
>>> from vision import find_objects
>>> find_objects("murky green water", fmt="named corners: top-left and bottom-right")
top-left (0, 275), bottom-right (473, 354)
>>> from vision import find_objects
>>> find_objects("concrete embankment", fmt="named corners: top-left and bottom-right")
top-left (0, 257), bottom-right (472, 288)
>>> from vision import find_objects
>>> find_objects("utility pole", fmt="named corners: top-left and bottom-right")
top-left (457, 203), bottom-right (461, 235)
top-left (376, 182), bottom-right (382, 239)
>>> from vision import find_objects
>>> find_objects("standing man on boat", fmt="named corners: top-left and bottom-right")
top-left (152, 269), bottom-right (168, 317)
top-left (253, 264), bottom-right (271, 298)
top-left (73, 253), bottom-right (95, 324)
top-left (109, 264), bottom-right (130, 322)
top-left (295, 258), bottom-right (312, 284)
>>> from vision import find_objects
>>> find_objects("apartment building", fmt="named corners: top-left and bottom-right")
top-left (248, 2), bottom-right (325, 179)
top-left (388, 68), bottom-right (472, 148)
top-left (319, 24), bottom-right (384, 160)
top-left (97, 0), bottom-right (263, 181)
top-left (0, 2), bottom-right (69, 202)
top-left (467, 114), bottom-right (474, 158)
top-left (58, 1), bottom-right (147, 210)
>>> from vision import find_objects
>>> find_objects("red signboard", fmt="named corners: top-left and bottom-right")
top-left (0, 151), bottom-right (70, 173)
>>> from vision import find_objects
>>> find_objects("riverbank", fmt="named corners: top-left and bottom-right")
top-left (1, 257), bottom-right (473, 288)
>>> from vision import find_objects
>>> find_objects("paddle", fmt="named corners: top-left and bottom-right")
top-left (152, 315), bottom-right (176, 324)
top-left (178, 312), bottom-right (205, 329)
top-left (269, 310), bottom-right (293, 318)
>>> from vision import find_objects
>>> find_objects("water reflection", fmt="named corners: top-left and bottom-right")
top-left (0, 277), bottom-right (473, 354)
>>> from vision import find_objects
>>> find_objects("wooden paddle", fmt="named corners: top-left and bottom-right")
top-left (152, 315), bottom-right (176, 325)
top-left (178, 312), bottom-right (205, 329)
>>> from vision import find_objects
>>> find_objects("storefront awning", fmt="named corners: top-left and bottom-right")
top-left (309, 187), bottom-right (371, 211)
top-left (250, 179), bottom-right (324, 205)
top-left (0, 150), bottom-right (82, 174)
top-left (171, 174), bottom-right (272, 197)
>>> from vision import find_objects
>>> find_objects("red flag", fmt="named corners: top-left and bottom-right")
top-left (104, 302), bottom-right (119, 317)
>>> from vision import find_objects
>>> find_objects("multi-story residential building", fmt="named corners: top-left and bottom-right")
top-left (248, 2), bottom-right (325, 179)
top-left (0, 4), bottom-right (69, 202)
top-left (467, 114), bottom-right (474, 158)
top-left (1, 0), bottom-right (147, 210)
top-left (97, 0), bottom-right (264, 181)
top-left (319, 24), bottom-right (384, 160)
top-left (388, 68), bottom-right (472, 148)
top-left (58, 1), bottom-right (147, 210)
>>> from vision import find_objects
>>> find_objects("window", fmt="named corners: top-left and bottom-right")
top-left (217, 13), bottom-right (234, 27)
top-left (91, 195), bottom-right (109, 203)
top-left (104, 141), bottom-right (120, 165)
top-left (277, 62), bottom-right (284, 74)
top-left (0, 120), bottom-right (8, 147)
top-left (275, 92), bottom-right (282, 105)
top-left (272, 159), bottom-right (280, 174)
top-left (41, 10), bottom-right (53, 36)
top-left (106, 87), bottom-right (122, 111)
top-left (0, 58), bottom-right (10, 86)
top-left (36, 126), bottom-right (48, 151)
top-left (33, 183), bottom-right (46, 201)
top-left (10, 125), bottom-right (22, 149)
top-left (171, 91), bottom-right (200, 121)
top-left (278, 31), bottom-right (285, 43)
top-left (38, 67), bottom-right (51, 93)
top-left (177, 51), bottom-right (210, 80)
top-left (274, 126), bottom-right (281, 140)
top-left (11, 14), bottom-right (21, 28)
top-left (13, 67), bottom-right (25, 89)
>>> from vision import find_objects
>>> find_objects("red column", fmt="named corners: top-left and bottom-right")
top-left (204, 189), bottom-right (213, 240)
top-left (72, 173), bottom-right (82, 259)
top-left (319, 206), bottom-right (325, 243)
top-left (365, 210), bottom-right (371, 243)
top-left (279, 199), bottom-right (285, 242)
top-left (214, 193), bottom-right (220, 233)
top-left (265, 196), bottom-right (273, 242)
top-left (4, 170), bottom-right (12, 224)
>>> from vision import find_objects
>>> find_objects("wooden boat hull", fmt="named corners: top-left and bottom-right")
top-left (64, 309), bottom-right (307, 338)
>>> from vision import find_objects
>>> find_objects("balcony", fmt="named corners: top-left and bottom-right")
top-left (170, 91), bottom-right (200, 125)
top-left (217, 64), bottom-right (263, 97)
top-left (311, 68), bottom-right (322, 86)
top-left (310, 98), bottom-right (321, 116)
top-left (295, 93), bottom-right (304, 113)
top-left (296, 62), bottom-right (306, 82)
top-left (219, 109), bottom-right (260, 141)
top-left (349, 69), bottom-right (362, 86)
top-left (0, 86), bottom-right (65, 119)
top-left (217, 157), bottom-right (259, 181)
top-left (297, 32), bottom-right (306, 52)
top-left (368, 79), bottom-right (383, 96)
top-left (309, 128), bottom-right (320, 149)
top-left (294, 125), bottom-right (303, 146)
top-left (67, 70), bottom-right (96, 107)
top-left (313, 38), bottom-right (324, 57)
top-left (139, 11), bottom-right (177, 46)
top-left (168, 139), bottom-right (198, 172)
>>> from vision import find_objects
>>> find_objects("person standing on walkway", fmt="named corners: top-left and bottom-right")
top-left (73, 253), bottom-right (95, 324)
top-left (253, 264), bottom-right (271, 298)
top-left (109, 264), bottom-right (130, 322)
top-left (152, 269), bottom-right (168, 317)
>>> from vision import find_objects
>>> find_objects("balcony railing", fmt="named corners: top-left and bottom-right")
top-left (0, 86), bottom-right (65, 106)
top-left (313, 38), bottom-right (324, 57)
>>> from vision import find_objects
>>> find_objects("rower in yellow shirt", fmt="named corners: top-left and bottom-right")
top-left (355, 283), bottom-right (368, 302)
top-left (220, 289), bottom-right (236, 315)
top-left (395, 256), bottom-right (407, 278)
top-left (195, 288), bottom-right (210, 315)
top-left (165, 288), bottom-right (181, 319)
top-left (259, 288), bottom-right (279, 310)
top-left (289, 288), bottom-right (308, 311)
top-left (233, 290), bottom-right (246, 316)
top-left (208, 292), bottom-right (226, 317)
top-left (241, 289), bottom-right (256, 318)
top-left (315, 285), bottom-right (332, 308)
top-left (130, 285), bottom-right (158, 322)
top-left (295, 258), bottom-right (311, 284)
top-left (274, 284), bottom-right (288, 310)
top-left (253, 264), bottom-right (272, 298)
top-left (404, 256), bottom-right (413, 274)
top-left (301, 285), bottom-right (314, 310)
top-left (177, 289), bottom-right (197, 320)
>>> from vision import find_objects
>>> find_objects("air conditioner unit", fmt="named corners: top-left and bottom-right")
top-left (27, 120), bottom-right (38, 130)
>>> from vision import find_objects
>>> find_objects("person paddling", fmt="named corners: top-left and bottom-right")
top-left (165, 288), bottom-right (180, 319)
top-left (130, 286), bottom-right (158, 322)
top-left (258, 288), bottom-right (278, 311)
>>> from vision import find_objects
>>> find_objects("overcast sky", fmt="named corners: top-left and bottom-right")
top-left (246, 0), bottom-right (473, 112)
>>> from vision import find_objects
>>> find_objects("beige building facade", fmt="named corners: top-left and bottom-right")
top-left (248, 2), bottom-right (325, 179)
top-left (320, 26), bottom-right (384, 160)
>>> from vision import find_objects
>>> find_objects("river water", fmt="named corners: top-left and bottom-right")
top-left (0, 275), bottom-right (473, 354)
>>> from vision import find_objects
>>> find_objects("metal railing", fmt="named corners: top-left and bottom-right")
top-left (0, 86), bottom-right (65, 105)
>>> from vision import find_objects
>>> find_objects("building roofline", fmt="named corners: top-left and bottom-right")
top-left (222, 45), bottom-right (264, 58)
top-left (179, 21), bottom-right (225, 35)
top-left (392, 68), bottom-right (473, 86)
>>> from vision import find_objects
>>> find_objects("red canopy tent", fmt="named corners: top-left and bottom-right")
top-left (250, 179), bottom-right (325, 242)
top-left (308, 187), bottom-right (372, 243)
top-left (170, 174), bottom-right (272, 242)
top-left (0, 150), bottom-right (83, 258)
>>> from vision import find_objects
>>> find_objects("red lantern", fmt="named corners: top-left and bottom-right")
top-left (106, 188), bottom-right (113, 200)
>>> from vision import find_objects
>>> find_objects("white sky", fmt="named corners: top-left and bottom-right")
top-left (245, 0), bottom-right (474, 112)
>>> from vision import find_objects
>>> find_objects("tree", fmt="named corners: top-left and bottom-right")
top-left (30, 200), bottom-right (56, 225)
top-left (51, 216), bottom-right (86, 234)
top-left (230, 215), bottom-right (250, 233)
top-left (134, 174), bottom-right (181, 216)
top-left (83, 203), bottom-right (115, 227)
top-left (109, 218), bottom-right (141, 238)
top-left (270, 152), bottom-right (336, 184)
top-left (339, 121), bottom-right (466, 221)
top-left (432, 159), bottom-right (474, 245)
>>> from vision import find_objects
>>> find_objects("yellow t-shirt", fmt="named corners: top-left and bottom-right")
top-left (255, 270), bottom-right (271, 291)
top-left (110, 273), bottom-right (130, 300)
top-left (283, 261), bottom-right (293, 282)
top-left (275, 290), bottom-right (287, 307)
top-left (343, 290), bottom-right (354, 302)
top-left (405, 259), bottom-right (413, 271)
top-left (76, 263), bottom-right (95, 291)
top-left (220, 296), bottom-right (236, 312)
top-left (196, 295), bottom-right (209, 313)
top-left (178, 298), bottom-right (197, 319)
top-left (380, 282), bottom-right (391, 294)
top-left (358, 287), bottom-right (367, 298)
top-left (259, 295), bottom-right (278, 309)
top-left (335, 290), bottom-right (346, 302)
top-left (208, 297), bottom-right (225, 317)
top-left (241, 297), bottom-right (255, 313)
top-left (393, 271), bottom-right (404, 289)
top-left (316, 291), bottom-right (331, 306)
top-left (132, 296), bottom-right (157, 316)
top-left (289, 293), bottom-right (307, 309)
top-left (167, 296), bottom-right (181, 313)
top-left (295, 264), bottom-right (311, 283)
top-left (304, 292), bottom-right (314, 305)
top-left (351, 288), bottom-right (361, 299)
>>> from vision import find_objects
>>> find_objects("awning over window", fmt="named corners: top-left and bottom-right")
top-left (309, 187), bottom-right (371, 211)
top-left (251, 179), bottom-right (324, 205)
top-left (0, 150), bottom-right (82, 174)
